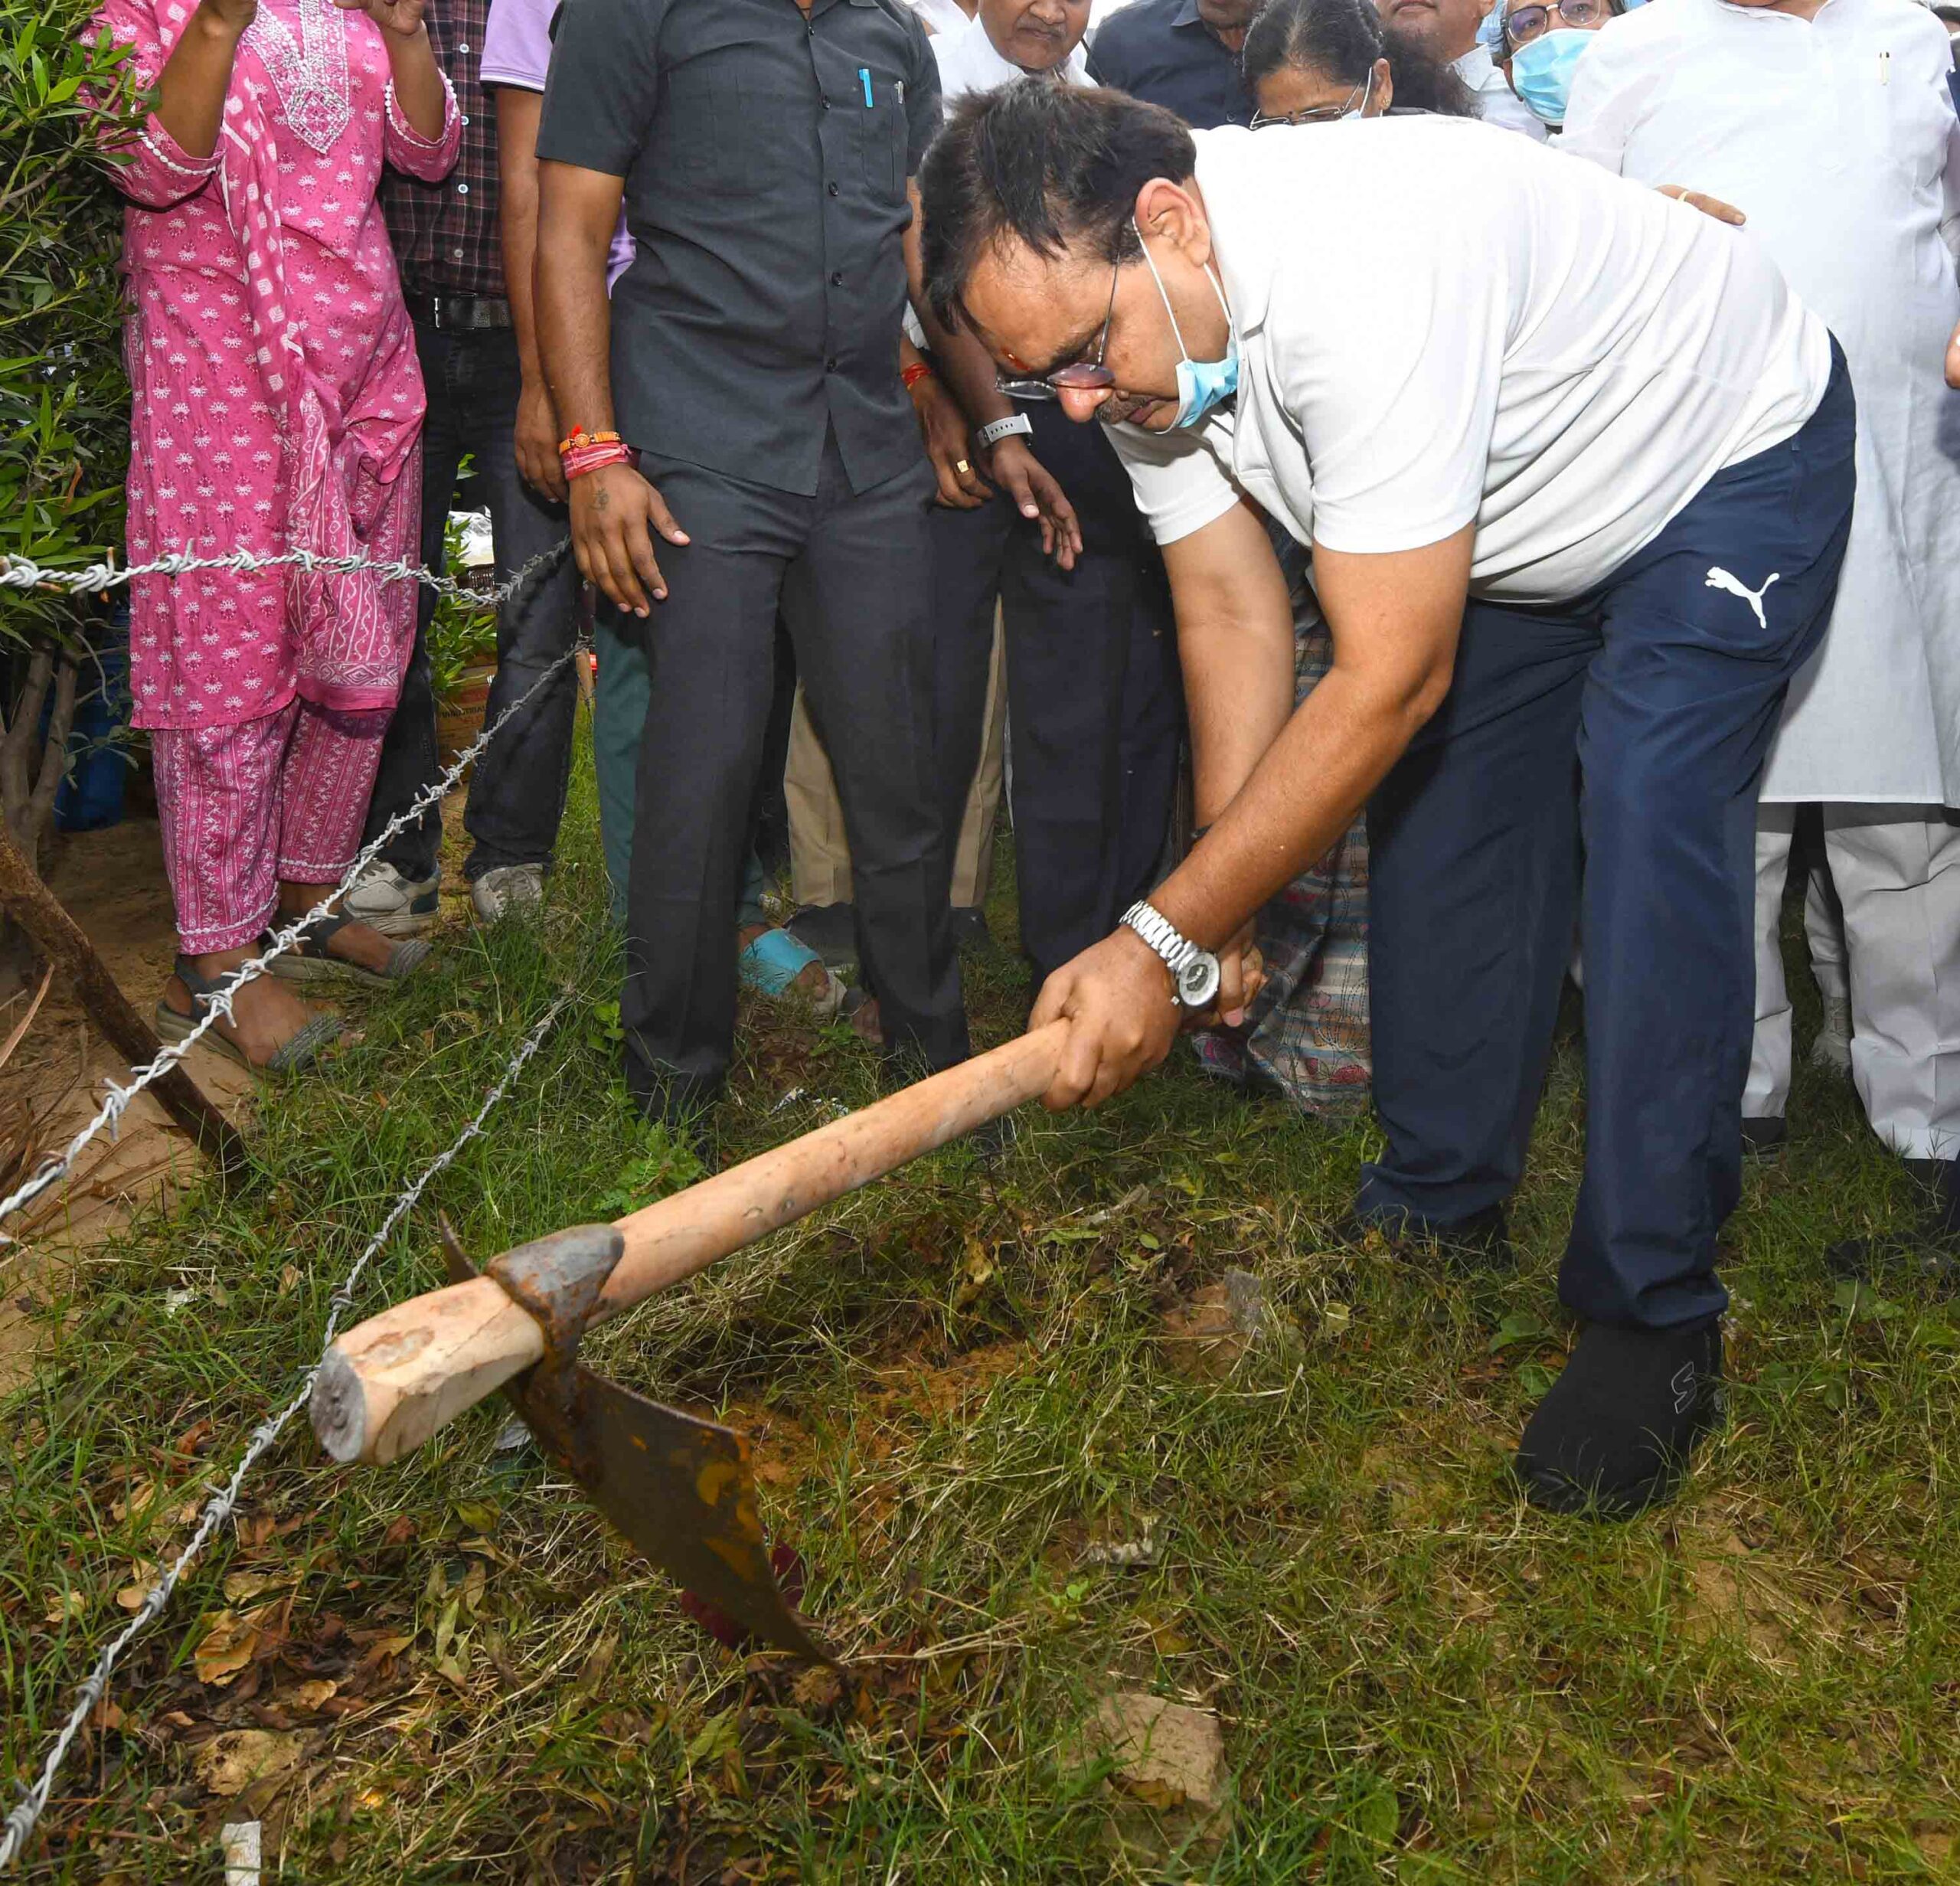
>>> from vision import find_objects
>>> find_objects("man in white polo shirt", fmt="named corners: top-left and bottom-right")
top-left (920, 86), bottom-right (1854, 1517)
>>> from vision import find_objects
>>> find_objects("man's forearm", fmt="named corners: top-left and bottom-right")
top-left (497, 90), bottom-right (547, 386)
top-left (905, 184), bottom-right (1012, 427)
top-left (1154, 665), bottom-right (1418, 952)
top-left (537, 213), bottom-right (616, 436)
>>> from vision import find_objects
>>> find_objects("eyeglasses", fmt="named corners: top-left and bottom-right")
top-left (1502, 0), bottom-right (1605, 47)
top-left (1250, 73), bottom-right (1370, 129)
top-left (995, 248), bottom-right (1123, 403)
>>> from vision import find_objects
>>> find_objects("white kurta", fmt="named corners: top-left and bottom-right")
top-left (1562, 0), bottom-right (1960, 803)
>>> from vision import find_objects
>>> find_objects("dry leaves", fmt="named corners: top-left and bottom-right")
top-left (192, 1729), bottom-right (305, 1797)
top-left (194, 1610), bottom-right (263, 1687)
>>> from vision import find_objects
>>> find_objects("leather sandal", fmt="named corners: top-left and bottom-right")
top-left (154, 956), bottom-right (341, 1073)
top-left (263, 910), bottom-right (433, 986)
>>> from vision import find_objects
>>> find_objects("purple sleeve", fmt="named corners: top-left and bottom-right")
top-left (481, 0), bottom-right (556, 90)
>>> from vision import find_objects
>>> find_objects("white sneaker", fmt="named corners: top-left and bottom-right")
top-left (341, 859), bottom-right (439, 937)
top-left (1810, 993), bottom-right (1853, 1074)
top-left (471, 863), bottom-right (546, 923)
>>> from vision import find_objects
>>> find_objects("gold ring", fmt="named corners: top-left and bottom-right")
top-left (955, 459), bottom-right (971, 476)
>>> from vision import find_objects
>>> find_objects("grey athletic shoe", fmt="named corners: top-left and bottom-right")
top-left (341, 859), bottom-right (439, 938)
top-left (471, 863), bottom-right (546, 923)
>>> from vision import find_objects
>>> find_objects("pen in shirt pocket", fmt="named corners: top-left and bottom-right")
top-left (859, 67), bottom-right (874, 106)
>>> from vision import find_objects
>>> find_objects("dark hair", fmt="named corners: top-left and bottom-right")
top-left (1240, 0), bottom-right (1477, 117)
top-left (919, 83), bottom-right (1196, 331)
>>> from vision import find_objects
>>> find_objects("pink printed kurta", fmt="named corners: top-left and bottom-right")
top-left (96, 0), bottom-right (459, 731)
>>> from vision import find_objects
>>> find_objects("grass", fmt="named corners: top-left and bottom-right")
top-left (4, 735), bottom-right (1959, 1882)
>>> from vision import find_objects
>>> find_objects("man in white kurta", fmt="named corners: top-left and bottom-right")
top-left (1563, 0), bottom-right (1960, 1215)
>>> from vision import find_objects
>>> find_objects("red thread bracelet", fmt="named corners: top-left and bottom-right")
top-left (900, 361), bottom-right (933, 392)
top-left (562, 438), bottom-right (634, 480)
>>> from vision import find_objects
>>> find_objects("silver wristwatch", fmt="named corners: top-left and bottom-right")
top-left (976, 413), bottom-right (1034, 449)
top-left (1119, 900), bottom-right (1222, 1010)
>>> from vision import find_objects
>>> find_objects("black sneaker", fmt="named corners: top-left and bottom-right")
top-left (1337, 1204), bottom-right (1516, 1273)
top-left (949, 906), bottom-right (993, 953)
top-left (1740, 1114), bottom-right (1786, 1158)
top-left (1514, 1317), bottom-right (1723, 1518)
top-left (1826, 1156), bottom-right (1960, 1287)
top-left (785, 902), bottom-right (859, 972)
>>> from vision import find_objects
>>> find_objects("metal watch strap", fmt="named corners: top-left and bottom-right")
top-left (976, 413), bottom-right (1033, 449)
top-left (1120, 899), bottom-right (1197, 985)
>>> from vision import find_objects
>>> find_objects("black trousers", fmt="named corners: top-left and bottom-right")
top-left (612, 433), bottom-right (969, 1118)
top-left (932, 405), bottom-right (1181, 985)
top-left (364, 322), bottom-right (581, 883)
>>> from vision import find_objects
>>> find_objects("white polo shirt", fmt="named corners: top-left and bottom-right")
top-left (1113, 117), bottom-right (1833, 604)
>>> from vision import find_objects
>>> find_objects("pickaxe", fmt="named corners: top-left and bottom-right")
top-left (309, 1022), bottom-right (1068, 1661)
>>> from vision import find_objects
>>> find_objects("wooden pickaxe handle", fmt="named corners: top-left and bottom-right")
top-left (311, 1021), bottom-right (1068, 1466)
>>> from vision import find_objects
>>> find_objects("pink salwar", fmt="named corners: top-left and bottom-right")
top-left (93, 0), bottom-right (457, 962)
top-left (152, 702), bottom-right (394, 954)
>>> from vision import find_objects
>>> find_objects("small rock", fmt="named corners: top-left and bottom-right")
top-left (1082, 1531), bottom-right (1160, 1570)
top-left (1161, 1270), bottom-right (1266, 1380)
top-left (1089, 1692), bottom-right (1228, 1813)
top-left (219, 1819), bottom-right (262, 1886)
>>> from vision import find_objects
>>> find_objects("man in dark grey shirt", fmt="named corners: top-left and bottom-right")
top-left (536, 0), bottom-right (971, 1129)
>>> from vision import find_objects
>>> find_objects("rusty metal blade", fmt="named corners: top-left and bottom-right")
top-left (439, 1217), bottom-right (829, 1662)
top-left (541, 1365), bottom-right (831, 1664)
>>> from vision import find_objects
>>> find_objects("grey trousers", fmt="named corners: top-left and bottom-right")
top-left (608, 435), bottom-right (969, 1120)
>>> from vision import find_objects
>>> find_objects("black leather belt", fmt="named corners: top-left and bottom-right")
top-left (406, 290), bottom-right (512, 332)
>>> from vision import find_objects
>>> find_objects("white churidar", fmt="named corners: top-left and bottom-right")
top-left (1749, 806), bottom-right (1960, 1155)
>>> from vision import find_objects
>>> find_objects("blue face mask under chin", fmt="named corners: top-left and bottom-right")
top-left (1508, 27), bottom-right (1592, 125)
top-left (1133, 217), bottom-right (1239, 430)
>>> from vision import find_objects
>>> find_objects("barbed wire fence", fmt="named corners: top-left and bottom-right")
top-left (0, 990), bottom-right (575, 1869)
top-left (0, 534), bottom-right (588, 1866)
top-left (0, 536), bottom-right (577, 1234)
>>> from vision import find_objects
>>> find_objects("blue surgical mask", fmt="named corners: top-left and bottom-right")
top-left (1508, 28), bottom-right (1591, 125)
top-left (1133, 217), bottom-right (1238, 429)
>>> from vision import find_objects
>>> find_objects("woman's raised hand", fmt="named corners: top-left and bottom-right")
top-left (332, 0), bottom-right (428, 37)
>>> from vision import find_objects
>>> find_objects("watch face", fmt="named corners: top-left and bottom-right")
top-left (1178, 952), bottom-right (1222, 1011)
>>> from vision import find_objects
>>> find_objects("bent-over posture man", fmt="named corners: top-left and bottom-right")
top-left (922, 86), bottom-right (1854, 1515)
top-left (534, 0), bottom-right (970, 1134)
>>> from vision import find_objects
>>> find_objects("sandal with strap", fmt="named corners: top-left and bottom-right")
top-left (737, 925), bottom-right (847, 1022)
top-left (154, 956), bottom-right (341, 1073)
top-left (263, 910), bottom-right (433, 986)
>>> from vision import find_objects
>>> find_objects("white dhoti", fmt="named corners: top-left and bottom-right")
top-left (1749, 805), bottom-right (1960, 1157)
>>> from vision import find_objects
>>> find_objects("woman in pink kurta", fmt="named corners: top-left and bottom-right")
top-left (96, 0), bottom-right (459, 1067)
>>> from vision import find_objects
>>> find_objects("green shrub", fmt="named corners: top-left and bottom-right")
top-left (0, 0), bottom-right (141, 651)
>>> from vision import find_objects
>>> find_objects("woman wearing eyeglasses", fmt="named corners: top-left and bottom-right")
top-left (1240, 0), bottom-right (1475, 128)
top-left (1482, 0), bottom-right (1623, 129)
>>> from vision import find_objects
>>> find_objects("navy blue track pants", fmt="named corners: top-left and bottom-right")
top-left (1359, 345), bottom-right (1857, 1330)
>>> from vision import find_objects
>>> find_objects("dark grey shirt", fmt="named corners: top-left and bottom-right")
top-left (537, 0), bottom-right (941, 496)
top-left (1086, 0), bottom-right (1253, 129)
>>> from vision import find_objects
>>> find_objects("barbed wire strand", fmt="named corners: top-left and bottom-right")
top-left (1, 535), bottom-right (570, 615)
top-left (0, 989), bottom-right (573, 1871)
top-left (0, 564), bottom-right (589, 1233)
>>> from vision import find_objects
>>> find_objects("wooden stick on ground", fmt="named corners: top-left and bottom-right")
top-left (0, 818), bottom-right (249, 1180)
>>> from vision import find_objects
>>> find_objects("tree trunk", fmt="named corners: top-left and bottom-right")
top-left (0, 814), bottom-right (249, 1181)
top-left (0, 647), bottom-right (79, 868)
